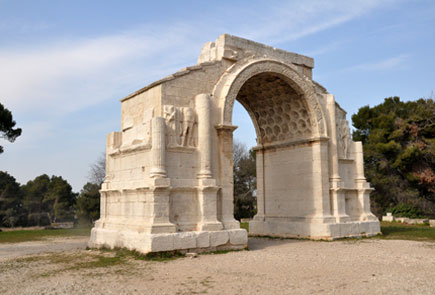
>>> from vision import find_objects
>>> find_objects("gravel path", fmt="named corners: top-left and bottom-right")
top-left (0, 237), bottom-right (88, 260)
top-left (1, 237), bottom-right (434, 294)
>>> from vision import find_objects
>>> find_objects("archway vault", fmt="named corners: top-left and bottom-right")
top-left (213, 59), bottom-right (327, 140)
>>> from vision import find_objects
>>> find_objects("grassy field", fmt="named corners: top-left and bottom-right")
top-left (0, 227), bottom-right (91, 244)
top-left (376, 221), bottom-right (435, 242)
top-left (240, 221), bottom-right (435, 242)
top-left (1, 222), bottom-right (434, 244)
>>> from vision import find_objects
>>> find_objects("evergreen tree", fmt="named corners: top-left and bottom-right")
top-left (352, 97), bottom-right (435, 217)
top-left (44, 176), bottom-right (76, 223)
top-left (76, 182), bottom-right (100, 224)
top-left (23, 174), bottom-right (76, 225)
top-left (22, 174), bottom-right (50, 226)
top-left (233, 141), bottom-right (257, 220)
top-left (0, 102), bottom-right (22, 154)
top-left (0, 171), bottom-right (25, 227)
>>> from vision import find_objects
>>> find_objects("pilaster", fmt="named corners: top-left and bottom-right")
top-left (216, 124), bottom-right (240, 229)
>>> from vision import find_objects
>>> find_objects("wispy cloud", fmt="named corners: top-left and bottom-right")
top-left (236, 0), bottom-right (391, 44)
top-left (0, 0), bottom-right (398, 117)
top-left (346, 54), bottom-right (409, 72)
top-left (0, 23), bottom-right (199, 115)
top-left (303, 41), bottom-right (345, 57)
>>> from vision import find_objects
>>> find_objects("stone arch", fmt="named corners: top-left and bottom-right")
top-left (89, 35), bottom-right (380, 254)
top-left (214, 59), bottom-right (327, 138)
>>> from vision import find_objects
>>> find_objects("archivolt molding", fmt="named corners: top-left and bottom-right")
top-left (213, 59), bottom-right (327, 137)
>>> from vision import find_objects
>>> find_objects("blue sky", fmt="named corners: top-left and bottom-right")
top-left (1, 0), bottom-right (434, 192)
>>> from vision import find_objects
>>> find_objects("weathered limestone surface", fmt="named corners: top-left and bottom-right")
top-left (89, 34), bottom-right (380, 254)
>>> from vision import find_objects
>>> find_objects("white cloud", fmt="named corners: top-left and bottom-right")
top-left (0, 24), bottom-right (199, 115)
top-left (0, 0), bottom-right (398, 117)
top-left (303, 41), bottom-right (344, 57)
top-left (236, 0), bottom-right (391, 44)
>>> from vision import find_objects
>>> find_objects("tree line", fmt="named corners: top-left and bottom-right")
top-left (0, 171), bottom-right (101, 228)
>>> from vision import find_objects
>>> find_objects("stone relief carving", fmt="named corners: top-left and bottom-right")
top-left (164, 105), bottom-right (196, 148)
top-left (164, 105), bottom-right (181, 146)
top-left (181, 107), bottom-right (196, 147)
top-left (141, 108), bottom-right (153, 146)
top-left (337, 118), bottom-right (351, 159)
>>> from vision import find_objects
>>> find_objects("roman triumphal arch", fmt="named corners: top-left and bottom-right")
top-left (89, 34), bottom-right (380, 254)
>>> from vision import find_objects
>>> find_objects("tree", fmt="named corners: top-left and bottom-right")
top-left (88, 153), bottom-right (105, 185)
top-left (0, 171), bottom-right (25, 227)
top-left (76, 182), bottom-right (100, 224)
top-left (22, 174), bottom-right (50, 226)
top-left (233, 141), bottom-right (257, 220)
top-left (352, 97), bottom-right (435, 217)
top-left (23, 174), bottom-right (76, 225)
top-left (0, 102), bottom-right (22, 154)
top-left (44, 176), bottom-right (76, 223)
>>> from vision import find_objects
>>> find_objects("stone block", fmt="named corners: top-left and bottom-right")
top-left (396, 217), bottom-right (410, 224)
top-left (149, 234), bottom-right (174, 252)
top-left (228, 229), bottom-right (248, 245)
top-left (415, 219), bottom-right (429, 225)
top-left (196, 231), bottom-right (210, 248)
top-left (358, 222), bottom-right (370, 235)
top-left (429, 220), bottom-right (435, 228)
top-left (382, 214), bottom-right (395, 222)
top-left (210, 231), bottom-right (229, 247)
top-left (173, 232), bottom-right (197, 250)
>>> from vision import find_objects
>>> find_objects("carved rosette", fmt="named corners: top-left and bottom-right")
top-left (218, 59), bottom-right (326, 137)
top-left (237, 73), bottom-right (313, 144)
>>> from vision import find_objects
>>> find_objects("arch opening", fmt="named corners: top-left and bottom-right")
top-left (235, 73), bottom-right (313, 146)
top-left (230, 72), bottom-right (315, 224)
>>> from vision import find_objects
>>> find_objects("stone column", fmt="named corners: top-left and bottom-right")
top-left (196, 93), bottom-right (212, 178)
top-left (354, 141), bottom-right (366, 184)
top-left (253, 147), bottom-right (265, 221)
top-left (353, 141), bottom-right (377, 221)
top-left (326, 94), bottom-right (341, 183)
top-left (195, 93), bottom-right (223, 231)
top-left (330, 189), bottom-right (350, 222)
top-left (197, 180), bottom-right (222, 231)
top-left (216, 124), bottom-right (240, 229)
top-left (147, 117), bottom-right (175, 233)
top-left (325, 94), bottom-right (349, 222)
top-left (311, 139), bottom-right (336, 222)
top-left (150, 117), bottom-right (167, 178)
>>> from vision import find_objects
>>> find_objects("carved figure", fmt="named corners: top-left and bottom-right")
top-left (181, 107), bottom-right (196, 147)
top-left (339, 119), bottom-right (351, 158)
top-left (164, 105), bottom-right (179, 146)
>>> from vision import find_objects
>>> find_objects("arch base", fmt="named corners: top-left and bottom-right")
top-left (249, 219), bottom-right (380, 240)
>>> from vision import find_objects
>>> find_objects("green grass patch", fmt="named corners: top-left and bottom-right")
top-left (377, 221), bottom-right (435, 242)
top-left (240, 222), bottom-right (249, 232)
top-left (0, 227), bottom-right (91, 244)
top-left (97, 247), bottom-right (185, 262)
top-left (69, 255), bottom-right (123, 270)
top-left (242, 220), bottom-right (435, 243)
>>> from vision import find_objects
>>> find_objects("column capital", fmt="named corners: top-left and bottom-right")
top-left (215, 124), bottom-right (238, 133)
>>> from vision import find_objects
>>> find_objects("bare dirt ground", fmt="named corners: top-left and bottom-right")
top-left (1, 237), bottom-right (434, 295)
